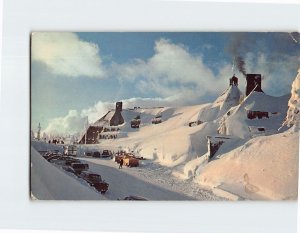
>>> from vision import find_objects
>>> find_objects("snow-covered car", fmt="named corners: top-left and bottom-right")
top-left (67, 163), bottom-right (89, 174)
top-left (79, 172), bottom-right (109, 194)
top-left (101, 150), bottom-right (112, 158)
top-left (84, 152), bottom-right (92, 157)
top-left (43, 152), bottom-right (60, 160)
top-left (122, 195), bottom-right (148, 201)
top-left (65, 158), bottom-right (81, 166)
top-left (47, 155), bottom-right (62, 162)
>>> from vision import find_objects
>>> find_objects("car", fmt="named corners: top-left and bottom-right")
top-left (65, 158), bottom-right (81, 166)
top-left (79, 172), bottom-right (102, 185)
top-left (84, 152), bottom-right (92, 157)
top-left (68, 163), bottom-right (89, 174)
top-left (79, 172), bottom-right (109, 194)
top-left (94, 182), bottom-right (109, 194)
top-left (92, 151), bottom-right (101, 158)
top-left (122, 195), bottom-right (148, 201)
top-left (42, 152), bottom-right (58, 160)
top-left (102, 150), bottom-right (112, 158)
top-left (47, 155), bottom-right (62, 162)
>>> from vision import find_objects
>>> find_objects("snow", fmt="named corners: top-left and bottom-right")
top-left (219, 91), bottom-right (290, 139)
top-left (282, 68), bottom-right (300, 129)
top-left (195, 129), bottom-right (298, 200)
top-left (31, 146), bottom-right (106, 200)
top-left (32, 72), bottom-right (299, 200)
top-left (31, 141), bottom-right (224, 200)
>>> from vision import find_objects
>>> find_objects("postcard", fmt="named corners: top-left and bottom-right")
top-left (30, 32), bottom-right (299, 200)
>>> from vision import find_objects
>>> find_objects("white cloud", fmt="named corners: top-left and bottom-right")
top-left (111, 39), bottom-right (229, 101)
top-left (44, 110), bottom-right (87, 135)
top-left (81, 101), bottom-right (114, 123)
top-left (32, 32), bottom-right (105, 78)
top-left (244, 52), bottom-right (300, 96)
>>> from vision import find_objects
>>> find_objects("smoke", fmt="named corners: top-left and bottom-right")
top-left (227, 32), bottom-right (300, 78)
top-left (227, 33), bottom-right (250, 77)
top-left (235, 56), bottom-right (246, 76)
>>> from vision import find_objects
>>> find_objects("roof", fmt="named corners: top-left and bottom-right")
top-left (242, 91), bottom-right (290, 113)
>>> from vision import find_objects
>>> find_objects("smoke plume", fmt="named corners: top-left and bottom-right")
top-left (227, 32), bottom-right (300, 78)
top-left (235, 56), bottom-right (247, 76)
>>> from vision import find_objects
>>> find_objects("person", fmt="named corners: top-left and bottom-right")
top-left (119, 159), bottom-right (123, 169)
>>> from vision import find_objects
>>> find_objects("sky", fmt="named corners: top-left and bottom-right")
top-left (31, 32), bottom-right (300, 135)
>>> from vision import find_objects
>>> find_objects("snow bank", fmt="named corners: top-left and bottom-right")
top-left (195, 130), bottom-right (299, 200)
top-left (31, 146), bottom-right (105, 200)
top-left (282, 68), bottom-right (300, 129)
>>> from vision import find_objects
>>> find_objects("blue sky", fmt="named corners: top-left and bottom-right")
top-left (31, 32), bottom-right (300, 135)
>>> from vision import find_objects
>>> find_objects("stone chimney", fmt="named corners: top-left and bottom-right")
top-left (229, 75), bottom-right (238, 86)
top-left (245, 74), bottom-right (263, 96)
top-left (110, 101), bottom-right (124, 126)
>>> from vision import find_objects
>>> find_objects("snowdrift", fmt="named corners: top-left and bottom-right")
top-left (283, 68), bottom-right (300, 128)
top-left (195, 129), bottom-right (299, 200)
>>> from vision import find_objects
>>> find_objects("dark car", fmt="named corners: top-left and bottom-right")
top-left (79, 172), bottom-right (109, 194)
top-left (94, 182), bottom-right (109, 194)
top-left (65, 158), bottom-right (81, 166)
top-left (92, 151), bottom-right (101, 158)
top-left (42, 152), bottom-right (58, 160)
top-left (84, 152), bottom-right (92, 157)
top-left (79, 172), bottom-right (102, 185)
top-left (47, 155), bottom-right (62, 162)
top-left (122, 195), bottom-right (148, 201)
top-left (68, 163), bottom-right (89, 174)
top-left (102, 150), bottom-right (112, 158)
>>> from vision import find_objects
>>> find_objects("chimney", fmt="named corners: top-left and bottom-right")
top-left (110, 101), bottom-right (124, 126)
top-left (229, 75), bottom-right (238, 86)
top-left (116, 101), bottom-right (123, 112)
top-left (245, 74), bottom-right (263, 96)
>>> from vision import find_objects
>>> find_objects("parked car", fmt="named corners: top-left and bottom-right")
top-left (47, 155), bottom-right (62, 162)
top-left (43, 152), bottom-right (59, 160)
top-left (79, 172), bottom-right (109, 194)
top-left (68, 163), bottom-right (89, 174)
top-left (122, 195), bottom-right (148, 201)
top-left (102, 150), bottom-right (112, 158)
top-left (94, 182), bottom-right (109, 194)
top-left (65, 158), bottom-right (81, 166)
top-left (50, 156), bottom-right (70, 165)
top-left (92, 151), bottom-right (101, 158)
top-left (84, 152), bottom-right (92, 157)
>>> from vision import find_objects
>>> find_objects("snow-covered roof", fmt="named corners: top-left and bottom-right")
top-left (242, 91), bottom-right (290, 113)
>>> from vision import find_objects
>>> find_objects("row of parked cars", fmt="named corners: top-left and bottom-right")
top-left (84, 149), bottom-right (113, 158)
top-left (40, 151), bottom-right (109, 194)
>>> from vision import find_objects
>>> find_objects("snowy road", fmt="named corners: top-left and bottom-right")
top-left (31, 143), bottom-right (225, 200)
top-left (79, 157), bottom-right (225, 200)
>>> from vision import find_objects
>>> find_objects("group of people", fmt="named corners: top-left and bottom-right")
top-left (48, 139), bottom-right (64, 144)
